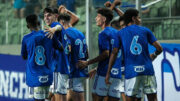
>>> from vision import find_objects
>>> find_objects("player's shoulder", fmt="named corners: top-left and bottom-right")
top-left (22, 31), bottom-right (35, 41)
top-left (50, 22), bottom-right (61, 27)
top-left (100, 27), bottom-right (115, 36)
top-left (66, 27), bottom-right (84, 37)
top-left (133, 25), bottom-right (151, 32)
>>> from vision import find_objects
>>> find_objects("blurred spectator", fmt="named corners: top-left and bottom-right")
top-left (49, 0), bottom-right (58, 7)
top-left (57, 0), bottom-right (75, 12)
top-left (0, 0), bottom-right (5, 3)
top-left (25, 0), bottom-right (42, 16)
top-left (12, 0), bottom-right (27, 18)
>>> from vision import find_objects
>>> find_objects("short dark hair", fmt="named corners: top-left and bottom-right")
top-left (97, 8), bottom-right (113, 24)
top-left (111, 18), bottom-right (120, 28)
top-left (123, 8), bottom-right (139, 25)
top-left (118, 16), bottom-right (124, 22)
top-left (58, 13), bottom-right (71, 22)
top-left (26, 14), bottom-right (39, 27)
top-left (43, 7), bottom-right (58, 14)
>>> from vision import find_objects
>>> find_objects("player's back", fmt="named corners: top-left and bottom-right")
top-left (21, 30), bottom-right (54, 87)
top-left (97, 27), bottom-right (118, 76)
top-left (118, 24), bottom-right (157, 79)
top-left (66, 27), bottom-right (88, 78)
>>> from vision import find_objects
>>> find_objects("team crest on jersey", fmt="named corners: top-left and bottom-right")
top-left (38, 75), bottom-right (49, 83)
top-left (134, 65), bottom-right (145, 72)
top-left (111, 68), bottom-right (119, 75)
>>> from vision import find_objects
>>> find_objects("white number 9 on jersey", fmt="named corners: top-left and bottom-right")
top-left (130, 35), bottom-right (142, 55)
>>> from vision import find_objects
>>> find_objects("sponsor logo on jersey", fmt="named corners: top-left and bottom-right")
top-left (111, 68), bottom-right (119, 75)
top-left (134, 65), bottom-right (145, 73)
top-left (38, 75), bottom-right (49, 83)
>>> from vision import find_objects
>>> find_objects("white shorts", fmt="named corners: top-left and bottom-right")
top-left (92, 73), bottom-right (98, 94)
top-left (54, 72), bottom-right (69, 95)
top-left (119, 75), bottom-right (125, 93)
top-left (93, 74), bottom-right (122, 99)
top-left (125, 75), bottom-right (157, 98)
top-left (69, 77), bottom-right (86, 92)
top-left (29, 86), bottom-right (50, 100)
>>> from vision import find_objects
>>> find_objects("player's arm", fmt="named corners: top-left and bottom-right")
top-left (77, 50), bottom-right (109, 69)
top-left (150, 41), bottom-right (163, 60)
top-left (44, 25), bottom-right (62, 39)
top-left (147, 28), bottom-right (163, 60)
top-left (85, 49), bottom-right (89, 59)
top-left (114, 8), bottom-right (124, 16)
top-left (21, 38), bottom-right (28, 60)
top-left (58, 5), bottom-right (79, 26)
top-left (67, 10), bottom-right (79, 26)
top-left (88, 67), bottom-right (97, 79)
top-left (104, 0), bottom-right (124, 16)
top-left (105, 48), bottom-right (119, 84)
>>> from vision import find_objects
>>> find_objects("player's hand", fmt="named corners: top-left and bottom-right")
top-left (105, 74), bottom-right (111, 85)
top-left (104, 1), bottom-right (112, 7)
top-left (88, 68), bottom-right (97, 79)
top-left (150, 53), bottom-right (157, 61)
top-left (77, 60), bottom-right (88, 69)
top-left (44, 26), bottom-right (56, 39)
top-left (58, 5), bottom-right (67, 13)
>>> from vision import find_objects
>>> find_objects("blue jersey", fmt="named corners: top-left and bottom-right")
top-left (97, 27), bottom-right (117, 76)
top-left (109, 29), bottom-right (122, 79)
top-left (50, 22), bottom-right (70, 74)
top-left (21, 30), bottom-right (62, 87)
top-left (66, 27), bottom-right (88, 78)
top-left (116, 25), bottom-right (157, 79)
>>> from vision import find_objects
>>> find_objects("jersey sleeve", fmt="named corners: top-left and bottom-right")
top-left (21, 38), bottom-right (27, 59)
top-left (99, 32), bottom-right (110, 51)
top-left (146, 28), bottom-right (157, 44)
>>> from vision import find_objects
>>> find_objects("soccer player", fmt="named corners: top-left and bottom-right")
top-left (21, 14), bottom-right (63, 101)
top-left (77, 8), bottom-right (121, 101)
top-left (105, 8), bottom-right (163, 101)
top-left (58, 6), bottom-right (80, 101)
top-left (58, 13), bottom-right (88, 101)
top-left (43, 7), bottom-right (70, 101)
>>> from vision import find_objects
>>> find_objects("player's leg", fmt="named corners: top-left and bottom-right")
top-left (54, 94), bottom-right (66, 101)
top-left (92, 93), bottom-right (98, 101)
top-left (71, 77), bottom-right (86, 101)
top-left (143, 75), bottom-right (157, 101)
top-left (121, 93), bottom-right (126, 101)
top-left (103, 96), bottom-right (108, 101)
top-left (146, 93), bottom-right (157, 101)
top-left (54, 72), bottom-right (69, 101)
top-left (67, 89), bottom-right (73, 101)
top-left (67, 78), bottom-right (73, 101)
top-left (126, 96), bottom-right (139, 101)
